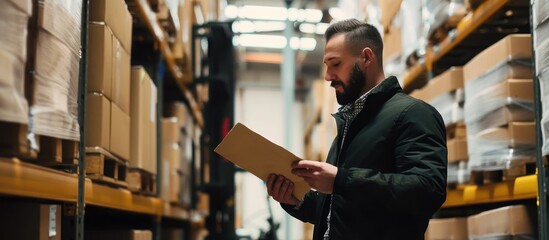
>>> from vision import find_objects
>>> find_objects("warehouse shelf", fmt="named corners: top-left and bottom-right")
top-left (0, 157), bottom-right (79, 202)
top-left (442, 174), bottom-right (538, 208)
top-left (0, 157), bottom-right (164, 216)
top-left (131, 0), bottom-right (204, 129)
top-left (403, 0), bottom-right (528, 91)
top-left (85, 181), bottom-right (163, 216)
top-left (162, 203), bottom-right (190, 220)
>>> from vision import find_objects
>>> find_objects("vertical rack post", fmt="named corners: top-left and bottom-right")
top-left (532, 0), bottom-right (549, 238)
top-left (77, 0), bottom-right (89, 239)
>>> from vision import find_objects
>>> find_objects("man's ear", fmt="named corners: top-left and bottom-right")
top-left (361, 47), bottom-right (374, 67)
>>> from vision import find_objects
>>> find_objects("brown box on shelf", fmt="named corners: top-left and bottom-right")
top-left (383, 26), bottom-right (402, 62)
top-left (0, 203), bottom-right (62, 240)
top-left (426, 217), bottom-right (468, 240)
top-left (162, 229), bottom-right (184, 240)
top-left (112, 37), bottom-right (131, 114)
top-left (86, 93), bottom-right (110, 151)
top-left (380, 0), bottom-right (403, 29)
top-left (170, 170), bottom-right (181, 203)
top-left (467, 205), bottom-right (535, 238)
top-left (463, 34), bottom-right (531, 83)
top-left (88, 23), bottom-right (112, 99)
top-left (162, 117), bottom-right (180, 145)
top-left (110, 101), bottom-right (130, 161)
top-left (86, 230), bottom-right (152, 240)
top-left (447, 138), bottom-right (468, 163)
top-left (425, 67), bottom-right (463, 101)
top-left (89, 0), bottom-right (132, 52)
top-left (166, 101), bottom-right (188, 128)
top-left (130, 67), bottom-right (157, 174)
top-left (475, 122), bottom-right (535, 147)
top-left (163, 143), bottom-right (181, 171)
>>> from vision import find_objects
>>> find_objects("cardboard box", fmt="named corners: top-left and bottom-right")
top-left (163, 143), bottom-right (181, 171)
top-left (166, 101), bottom-right (188, 127)
top-left (131, 67), bottom-right (157, 174)
top-left (426, 217), bottom-right (468, 240)
top-left (380, 0), bottom-right (403, 30)
top-left (7, 0), bottom-right (31, 15)
top-left (86, 93), bottom-right (110, 150)
top-left (89, 0), bottom-right (132, 52)
top-left (161, 229), bottom-right (184, 240)
top-left (447, 138), bottom-right (468, 163)
top-left (112, 38), bottom-right (131, 114)
top-left (490, 78), bottom-right (533, 100)
top-left (467, 205), bottom-right (535, 238)
top-left (0, 203), bottom-right (62, 240)
top-left (110, 101), bottom-right (130, 160)
top-left (86, 230), bottom-right (152, 240)
top-left (88, 23), bottom-right (130, 114)
top-left (475, 122), bottom-right (535, 147)
top-left (162, 117), bottom-right (180, 145)
top-left (426, 67), bottom-right (464, 101)
top-left (464, 34), bottom-right (531, 82)
top-left (37, 0), bottom-right (81, 54)
top-left (88, 23), bottom-right (112, 99)
top-left (383, 27), bottom-right (402, 62)
top-left (170, 170), bottom-right (181, 203)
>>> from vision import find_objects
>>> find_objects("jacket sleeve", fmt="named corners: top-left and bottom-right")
top-left (332, 101), bottom-right (447, 216)
top-left (280, 190), bottom-right (321, 223)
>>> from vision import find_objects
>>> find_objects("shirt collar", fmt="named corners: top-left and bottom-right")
top-left (338, 82), bottom-right (379, 119)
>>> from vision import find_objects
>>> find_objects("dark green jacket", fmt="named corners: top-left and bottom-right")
top-left (282, 76), bottom-right (447, 240)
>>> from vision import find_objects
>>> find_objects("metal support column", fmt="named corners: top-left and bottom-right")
top-left (532, 0), bottom-right (549, 238)
top-left (282, 1), bottom-right (295, 240)
top-left (76, 0), bottom-right (89, 239)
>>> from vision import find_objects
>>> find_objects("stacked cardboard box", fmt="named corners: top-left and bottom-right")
top-left (85, 0), bottom-right (133, 161)
top-left (162, 102), bottom-right (193, 206)
top-left (425, 217), bottom-right (468, 240)
top-left (467, 205), bottom-right (536, 239)
top-left (31, 0), bottom-right (82, 145)
top-left (463, 34), bottom-right (535, 171)
top-left (0, 203), bottom-right (62, 240)
top-left (0, 0), bottom-right (31, 125)
top-left (130, 67), bottom-right (158, 175)
top-left (411, 67), bottom-right (468, 185)
top-left (534, 0), bottom-right (549, 155)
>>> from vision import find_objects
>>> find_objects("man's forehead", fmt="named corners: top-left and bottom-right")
top-left (323, 34), bottom-right (348, 61)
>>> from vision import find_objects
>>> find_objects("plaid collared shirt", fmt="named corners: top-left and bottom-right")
top-left (324, 84), bottom-right (378, 239)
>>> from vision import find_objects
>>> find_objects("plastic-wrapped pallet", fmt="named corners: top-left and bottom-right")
top-left (30, 0), bottom-right (82, 145)
top-left (0, 0), bottom-right (31, 124)
top-left (535, 10), bottom-right (549, 155)
top-left (421, 0), bottom-right (466, 42)
top-left (467, 205), bottom-right (537, 240)
top-left (463, 34), bottom-right (535, 171)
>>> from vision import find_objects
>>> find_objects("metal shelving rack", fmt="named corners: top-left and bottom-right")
top-left (0, 0), bottom-right (197, 239)
top-left (398, 0), bottom-right (547, 238)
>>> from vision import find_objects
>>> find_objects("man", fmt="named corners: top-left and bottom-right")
top-left (267, 19), bottom-right (447, 239)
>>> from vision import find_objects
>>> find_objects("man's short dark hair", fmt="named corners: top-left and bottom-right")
top-left (325, 19), bottom-right (384, 65)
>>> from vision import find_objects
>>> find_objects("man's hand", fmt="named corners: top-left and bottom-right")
top-left (267, 174), bottom-right (300, 205)
top-left (292, 160), bottom-right (337, 194)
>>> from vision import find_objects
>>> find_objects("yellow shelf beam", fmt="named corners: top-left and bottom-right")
top-left (402, 0), bottom-right (508, 90)
top-left (443, 174), bottom-right (538, 208)
top-left (0, 157), bottom-right (165, 216)
top-left (432, 0), bottom-right (508, 63)
top-left (0, 157), bottom-right (79, 202)
top-left (133, 0), bottom-right (204, 129)
top-left (85, 181), bottom-right (163, 216)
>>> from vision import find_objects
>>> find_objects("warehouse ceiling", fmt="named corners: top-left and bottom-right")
top-left (225, 0), bottom-right (342, 81)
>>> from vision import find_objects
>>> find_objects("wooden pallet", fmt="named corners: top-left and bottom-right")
top-left (469, 162), bottom-right (536, 185)
top-left (36, 136), bottom-right (79, 173)
top-left (127, 168), bottom-right (156, 196)
top-left (85, 147), bottom-right (128, 188)
top-left (0, 121), bottom-right (35, 159)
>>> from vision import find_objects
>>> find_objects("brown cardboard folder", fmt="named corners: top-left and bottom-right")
top-left (214, 123), bottom-right (310, 200)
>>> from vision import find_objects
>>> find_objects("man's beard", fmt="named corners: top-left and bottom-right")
top-left (332, 62), bottom-right (366, 105)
